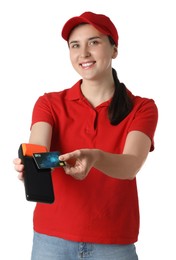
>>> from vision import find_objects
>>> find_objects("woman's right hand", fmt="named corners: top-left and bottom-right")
top-left (13, 158), bottom-right (25, 181)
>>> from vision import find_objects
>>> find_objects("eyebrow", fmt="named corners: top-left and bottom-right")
top-left (69, 36), bottom-right (101, 46)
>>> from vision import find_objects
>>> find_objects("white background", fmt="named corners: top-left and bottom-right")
top-left (0, 0), bottom-right (175, 259)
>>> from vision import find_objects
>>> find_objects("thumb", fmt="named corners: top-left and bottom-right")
top-left (59, 152), bottom-right (76, 166)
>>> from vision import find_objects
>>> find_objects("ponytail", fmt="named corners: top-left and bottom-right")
top-left (108, 68), bottom-right (133, 125)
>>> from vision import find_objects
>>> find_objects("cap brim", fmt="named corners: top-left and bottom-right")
top-left (61, 16), bottom-right (110, 41)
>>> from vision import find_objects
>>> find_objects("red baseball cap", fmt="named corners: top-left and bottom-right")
top-left (61, 11), bottom-right (119, 46)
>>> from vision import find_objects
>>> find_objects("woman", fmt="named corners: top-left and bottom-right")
top-left (13, 11), bottom-right (158, 260)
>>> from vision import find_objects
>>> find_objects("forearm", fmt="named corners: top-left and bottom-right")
top-left (92, 149), bottom-right (142, 180)
top-left (59, 131), bottom-right (151, 180)
top-left (29, 122), bottom-right (52, 151)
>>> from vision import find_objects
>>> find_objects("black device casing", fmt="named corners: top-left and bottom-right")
top-left (18, 144), bottom-right (55, 204)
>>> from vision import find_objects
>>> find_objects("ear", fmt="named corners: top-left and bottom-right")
top-left (112, 46), bottom-right (118, 59)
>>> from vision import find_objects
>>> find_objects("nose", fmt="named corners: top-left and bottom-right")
top-left (80, 46), bottom-right (91, 58)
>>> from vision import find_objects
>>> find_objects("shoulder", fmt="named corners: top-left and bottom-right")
top-left (37, 79), bottom-right (82, 104)
top-left (127, 89), bottom-right (158, 116)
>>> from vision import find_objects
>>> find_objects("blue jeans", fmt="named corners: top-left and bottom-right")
top-left (31, 231), bottom-right (138, 260)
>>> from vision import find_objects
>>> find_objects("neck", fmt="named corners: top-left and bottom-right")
top-left (81, 79), bottom-right (115, 107)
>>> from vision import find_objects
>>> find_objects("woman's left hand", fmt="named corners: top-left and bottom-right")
top-left (59, 149), bottom-right (97, 180)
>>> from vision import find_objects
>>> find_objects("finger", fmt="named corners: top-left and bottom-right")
top-left (59, 149), bottom-right (81, 161)
top-left (70, 170), bottom-right (87, 180)
top-left (59, 153), bottom-right (77, 166)
top-left (18, 173), bottom-right (24, 181)
top-left (13, 158), bottom-right (22, 165)
top-left (59, 152), bottom-right (74, 161)
top-left (14, 164), bottom-right (24, 172)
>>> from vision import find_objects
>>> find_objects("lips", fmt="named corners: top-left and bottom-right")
top-left (80, 61), bottom-right (95, 68)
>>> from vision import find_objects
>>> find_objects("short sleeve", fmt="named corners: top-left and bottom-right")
top-left (30, 94), bottom-right (55, 128)
top-left (128, 98), bottom-right (158, 151)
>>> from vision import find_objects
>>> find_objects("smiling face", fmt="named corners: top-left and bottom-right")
top-left (68, 24), bottom-right (117, 81)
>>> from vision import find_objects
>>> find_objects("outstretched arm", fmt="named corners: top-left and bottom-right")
top-left (59, 130), bottom-right (151, 180)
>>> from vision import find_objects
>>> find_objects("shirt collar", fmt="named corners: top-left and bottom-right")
top-left (66, 79), bottom-right (83, 101)
top-left (66, 79), bottom-right (112, 107)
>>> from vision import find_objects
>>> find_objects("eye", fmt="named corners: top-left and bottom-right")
top-left (89, 40), bottom-right (99, 46)
top-left (69, 43), bottom-right (80, 49)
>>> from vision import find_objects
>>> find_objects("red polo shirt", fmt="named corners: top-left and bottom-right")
top-left (31, 79), bottom-right (158, 244)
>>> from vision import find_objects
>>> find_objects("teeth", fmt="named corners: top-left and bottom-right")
top-left (81, 62), bottom-right (93, 67)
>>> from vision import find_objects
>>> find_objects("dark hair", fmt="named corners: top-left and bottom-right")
top-left (107, 36), bottom-right (133, 125)
top-left (108, 68), bottom-right (133, 125)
